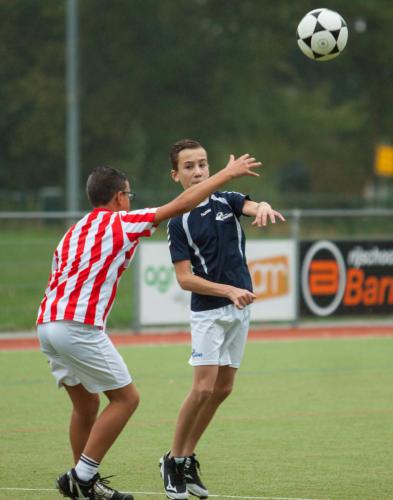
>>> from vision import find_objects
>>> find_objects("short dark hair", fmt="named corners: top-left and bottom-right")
top-left (86, 166), bottom-right (128, 207)
top-left (170, 139), bottom-right (203, 171)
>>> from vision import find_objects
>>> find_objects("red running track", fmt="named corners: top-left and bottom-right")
top-left (1, 324), bottom-right (393, 351)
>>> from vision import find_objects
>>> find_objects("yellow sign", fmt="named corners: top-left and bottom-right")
top-left (375, 144), bottom-right (393, 177)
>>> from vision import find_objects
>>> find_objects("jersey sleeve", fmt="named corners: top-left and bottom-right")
top-left (222, 191), bottom-right (250, 217)
top-left (120, 208), bottom-right (158, 241)
top-left (167, 218), bottom-right (191, 263)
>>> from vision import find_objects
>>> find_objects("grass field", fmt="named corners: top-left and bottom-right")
top-left (1, 336), bottom-right (393, 500)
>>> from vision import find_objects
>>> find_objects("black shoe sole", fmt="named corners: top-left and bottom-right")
top-left (188, 492), bottom-right (208, 500)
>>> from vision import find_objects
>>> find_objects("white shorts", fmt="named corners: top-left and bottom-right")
top-left (37, 320), bottom-right (132, 393)
top-left (189, 304), bottom-right (251, 368)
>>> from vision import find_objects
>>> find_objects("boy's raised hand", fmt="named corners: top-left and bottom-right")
top-left (224, 153), bottom-right (262, 178)
top-left (251, 202), bottom-right (286, 227)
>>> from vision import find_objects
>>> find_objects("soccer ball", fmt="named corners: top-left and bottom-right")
top-left (297, 8), bottom-right (348, 61)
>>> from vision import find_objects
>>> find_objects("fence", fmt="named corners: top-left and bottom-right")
top-left (1, 209), bottom-right (392, 332)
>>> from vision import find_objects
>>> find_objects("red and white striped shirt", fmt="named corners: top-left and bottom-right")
top-left (37, 207), bottom-right (157, 327)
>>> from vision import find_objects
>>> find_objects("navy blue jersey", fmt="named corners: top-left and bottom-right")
top-left (167, 191), bottom-right (253, 312)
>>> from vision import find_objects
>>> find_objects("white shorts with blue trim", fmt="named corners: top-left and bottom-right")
top-left (189, 304), bottom-right (251, 368)
top-left (37, 320), bottom-right (132, 393)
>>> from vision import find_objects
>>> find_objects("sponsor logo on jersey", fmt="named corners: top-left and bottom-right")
top-left (200, 208), bottom-right (212, 217)
top-left (215, 211), bottom-right (233, 221)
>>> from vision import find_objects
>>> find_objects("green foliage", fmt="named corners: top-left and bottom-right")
top-left (0, 0), bottom-right (392, 207)
top-left (1, 337), bottom-right (393, 499)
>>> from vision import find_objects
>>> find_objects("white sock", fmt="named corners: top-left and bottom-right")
top-left (75, 454), bottom-right (100, 481)
top-left (174, 456), bottom-right (186, 465)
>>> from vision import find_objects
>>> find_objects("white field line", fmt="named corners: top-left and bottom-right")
top-left (0, 487), bottom-right (330, 500)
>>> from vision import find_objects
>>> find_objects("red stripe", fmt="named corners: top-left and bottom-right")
top-left (37, 296), bottom-right (48, 324)
top-left (121, 212), bottom-right (155, 223)
top-left (126, 229), bottom-right (151, 241)
top-left (49, 221), bottom-right (83, 320)
top-left (85, 215), bottom-right (124, 324)
top-left (103, 247), bottom-right (135, 323)
top-left (37, 250), bottom-right (59, 323)
top-left (63, 211), bottom-right (109, 320)
top-left (37, 225), bottom-right (75, 323)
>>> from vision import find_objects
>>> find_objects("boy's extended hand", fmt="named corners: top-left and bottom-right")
top-left (251, 202), bottom-right (286, 227)
top-left (224, 154), bottom-right (262, 178)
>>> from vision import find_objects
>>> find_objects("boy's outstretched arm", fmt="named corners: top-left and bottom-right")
top-left (242, 200), bottom-right (286, 227)
top-left (154, 154), bottom-right (261, 224)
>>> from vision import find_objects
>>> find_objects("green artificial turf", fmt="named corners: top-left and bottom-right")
top-left (1, 336), bottom-right (392, 499)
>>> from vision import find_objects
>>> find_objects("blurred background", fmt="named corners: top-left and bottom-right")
top-left (1, 0), bottom-right (392, 211)
top-left (0, 0), bottom-right (392, 330)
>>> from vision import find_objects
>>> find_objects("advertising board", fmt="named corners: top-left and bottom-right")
top-left (138, 240), bottom-right (296, 325)
top-left (300, 240), bottom-right (393, 317)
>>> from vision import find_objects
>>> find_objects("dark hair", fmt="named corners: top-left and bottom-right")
top-left (170, 139), bottom-right (203, 171)
top-left (86, 166), bottom-right (128, 207)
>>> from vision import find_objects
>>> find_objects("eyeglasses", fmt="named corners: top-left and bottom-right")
top-left (122, 191), bottom-right (136, 201)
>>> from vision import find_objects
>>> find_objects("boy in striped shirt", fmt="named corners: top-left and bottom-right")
top-left (37, 156), bottom-right (261, 500)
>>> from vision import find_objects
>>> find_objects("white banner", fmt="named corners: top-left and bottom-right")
top-left (138, 240), bottom-right (296, 325)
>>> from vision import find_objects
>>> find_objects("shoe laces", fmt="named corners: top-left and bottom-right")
top-left (93, 475), bottom-right (117, 498)
top-left (185, 455), bottom-right (201, 475)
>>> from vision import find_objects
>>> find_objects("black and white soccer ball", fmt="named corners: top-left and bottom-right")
top-left (297, 8), bottom-right (348, 61)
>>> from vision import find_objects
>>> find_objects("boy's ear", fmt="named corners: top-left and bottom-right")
top-left (113, 191), bottom-right (123, 207)
top-left (171, 169), bottom-right (180, 183)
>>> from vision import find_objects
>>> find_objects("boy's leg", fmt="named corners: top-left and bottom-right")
top-left (64, 383), bottom-right (100, 463)
top-left (183, 365), bottom-right (237, 454)
top-left (82, 382), bottom-right (139, 462)
top-left (182, 304), bottom-right (249, 452)
top-left (171, 365), bottom-right (218, 457)
top-left (160, 367), bottom-right (217, 500)
top-left (58, 383), bottom-right (138, 500)
top-left (65, 382), bottom-right (140, 464)
top-left (166, 366), bottom-right (235, 500)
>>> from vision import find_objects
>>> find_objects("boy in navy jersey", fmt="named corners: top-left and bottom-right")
top-left (160, 139), bottom-right (285, 499)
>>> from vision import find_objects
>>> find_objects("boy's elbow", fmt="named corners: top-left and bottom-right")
top-left (177, 277), bottom-right (191, 291)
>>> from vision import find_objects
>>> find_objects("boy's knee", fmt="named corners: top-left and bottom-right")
top-left (122, 385), bottom-right (140, 414)
top-left (213, 384), bottom-right (233, 402)
top-left (192, 386), bottom-right (214, 404)
top-left (129, 390), bottom-right (140, 411)
top-left (74, 394), bottom-right (100, 420)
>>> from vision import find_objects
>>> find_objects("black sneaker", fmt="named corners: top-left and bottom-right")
top-left (56, 468), bottom-right (133, 500)
top-left (94, 474), bottom-right (134, 500)
top-left (159, 452), bottom-right (188, 500)
top-left (183, 454), bottom-right (208, 499)
top-left (56, 468), bottom-right (96, 499)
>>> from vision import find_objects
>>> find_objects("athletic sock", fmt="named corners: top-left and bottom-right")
top-left (75, 454), bottom-right (100, 481)
top-left (174, 456), bottom-right (186, 465)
